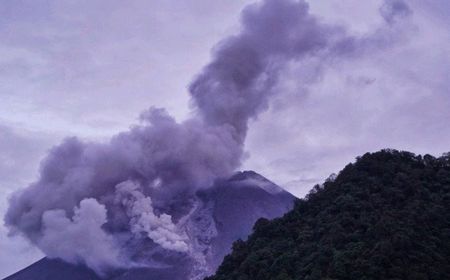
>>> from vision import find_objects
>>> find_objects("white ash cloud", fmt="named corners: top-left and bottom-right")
top-left (114, 181), bottom-right (188, 252)
top-left (38, 198), bottom-right (121, 276)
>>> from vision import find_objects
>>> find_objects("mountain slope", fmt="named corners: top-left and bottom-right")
top-left (4, 171), bottom-right (295, 280)
top-left (207, 150), bottom-right (450, 280)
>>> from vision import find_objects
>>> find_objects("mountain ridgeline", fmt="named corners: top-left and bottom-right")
top-left (206, 150), bottom-right (450, 280)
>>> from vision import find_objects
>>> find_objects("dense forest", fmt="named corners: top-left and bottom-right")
top-left (206, 150), bottom-right (450, 280)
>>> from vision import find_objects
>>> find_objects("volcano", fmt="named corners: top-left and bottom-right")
top-left (4, 171), bottom-right (295, 280)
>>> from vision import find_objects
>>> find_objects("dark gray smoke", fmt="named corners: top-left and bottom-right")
top-left (4, 0), bottom-right (411, 276)
top-left (190, 0), bottom-right (331, 138)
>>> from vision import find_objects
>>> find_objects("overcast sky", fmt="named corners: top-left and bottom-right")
top-left (1, 0), bottom-right (450, 277)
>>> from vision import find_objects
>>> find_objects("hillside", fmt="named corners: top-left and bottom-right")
top-left (206, 150), bottom-right (450, 280)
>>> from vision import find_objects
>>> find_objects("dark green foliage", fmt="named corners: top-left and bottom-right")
top-left (206, 150), bottom-right (450, 280)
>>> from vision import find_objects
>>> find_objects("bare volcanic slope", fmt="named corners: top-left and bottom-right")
top-left (4, 171), bottom-right (295, 280)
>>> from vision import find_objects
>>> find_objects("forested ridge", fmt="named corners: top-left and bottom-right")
top-left (206, 150), bottom-right (450, 280)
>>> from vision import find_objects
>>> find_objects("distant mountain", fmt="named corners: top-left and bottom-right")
top-left (4, 171), bottom-right (295, 280)
top-left (207, 150), bottom-right (450, 280)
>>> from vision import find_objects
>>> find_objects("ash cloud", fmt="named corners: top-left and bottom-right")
top-left (38, 199), bottom-right (121, 276)
top-left (114, 181), bottom-right (188, 252)
top-left (4, 0), bottom-right (411, 276)
top-left (190, 0), bottom-right (332, 137)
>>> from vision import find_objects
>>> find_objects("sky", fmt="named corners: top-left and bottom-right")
top-left (1, 0), bottom-right (450, 277)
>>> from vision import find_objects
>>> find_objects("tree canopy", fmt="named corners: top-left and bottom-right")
top-left (206, 150), bottom-right (450, 280)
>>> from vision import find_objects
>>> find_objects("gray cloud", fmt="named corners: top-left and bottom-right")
top-left (243, 0), bottom-right (450, 197)
top-left (380, 0), bottom-right (412, 24)
top-left (0, 0), bottom-right (251, 137)
top-left (0, 125), bottom-right (53, 187)
top-left (0, 124), bottom-right (55, 278)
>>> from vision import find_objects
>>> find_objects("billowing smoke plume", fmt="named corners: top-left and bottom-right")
top-left (4, 0), bottom-right (411, 276)
top-left (114, 180), bottom-right (188, 252)
top-left (190, 0), bottom-right (331, 138)
top-left (38, 198), bottom-right (121, 276)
